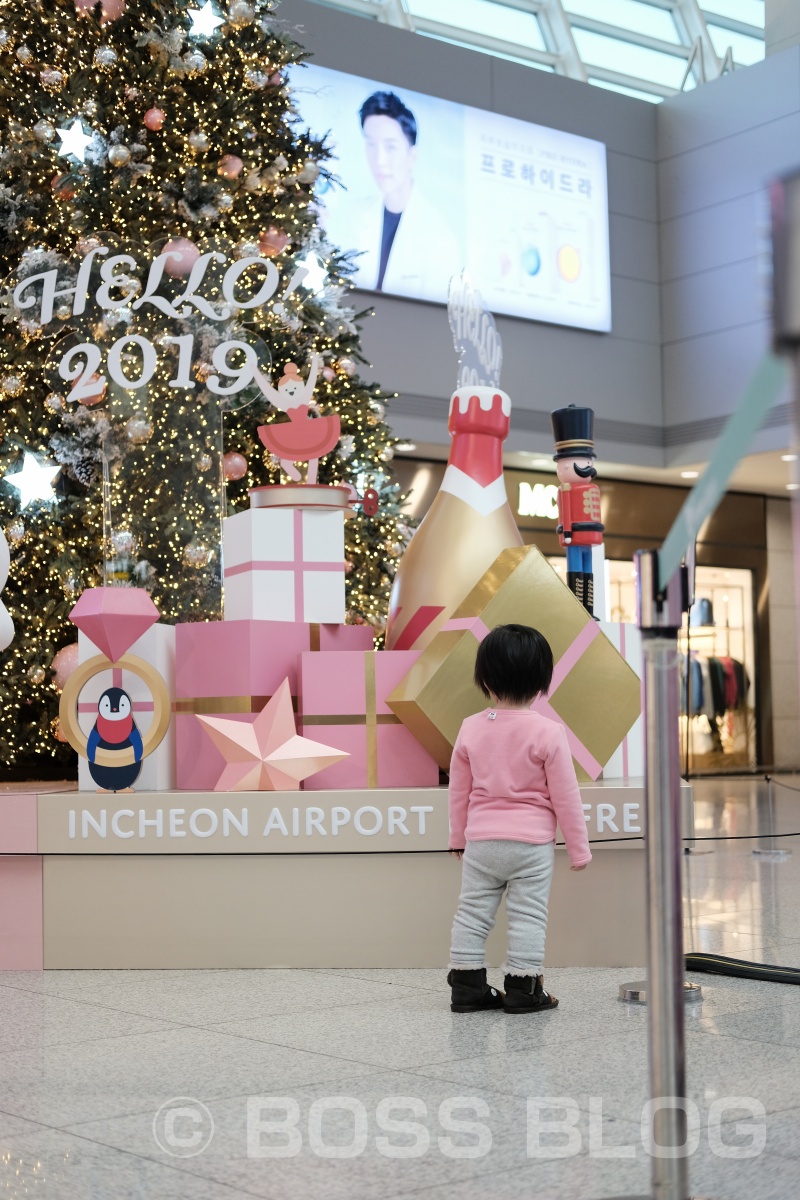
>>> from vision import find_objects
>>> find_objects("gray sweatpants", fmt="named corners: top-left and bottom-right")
top-left (450, 839), bottom-right (555, 975)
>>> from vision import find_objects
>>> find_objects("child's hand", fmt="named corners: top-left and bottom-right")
top-left (570, 863), bottom-right (588, 871)
top-left (449, 849), bottom-right (464, 860)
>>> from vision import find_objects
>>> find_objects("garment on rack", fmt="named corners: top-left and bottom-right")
top-left (719, 657), bottom-right (738, 711)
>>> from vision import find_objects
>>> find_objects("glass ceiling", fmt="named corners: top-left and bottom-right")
top-left (310, 0), bottom-right (765, 103)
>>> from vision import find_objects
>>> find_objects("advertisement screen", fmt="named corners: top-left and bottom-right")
top-left (292, 63), bottom-right (612, 333)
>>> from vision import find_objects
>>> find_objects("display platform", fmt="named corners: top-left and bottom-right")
top-left (0, 781), bottom-right (693, 970)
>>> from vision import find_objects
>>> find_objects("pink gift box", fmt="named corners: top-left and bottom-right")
top-left (299, 650), bottom-right (441, 790)
top-left (175, 620), bottom-right (374, 791)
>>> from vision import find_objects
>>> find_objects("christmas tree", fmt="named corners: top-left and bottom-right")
top-left (0, 0), bottom-right (408, 770)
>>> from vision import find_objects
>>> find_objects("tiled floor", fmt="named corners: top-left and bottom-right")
top-left (2, 777), bottom-right (800, 1198)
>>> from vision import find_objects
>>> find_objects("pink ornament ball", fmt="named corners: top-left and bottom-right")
top-left (322, 366), bottom-right (335, 383)
top-left (144, 107), bottom-right (165, 131)
top-left (51, 642), bottom-right (79, 691)
top-left (218, 155), bottom-right (244, 180)
top-left (223, 452), bottom-right (248, 481)
top-left (75, 0), bottom-right (125, 21)
top-left (163, 238), bottom-right (200, 278)
top-left (258, 226), bottom-right (289, 257)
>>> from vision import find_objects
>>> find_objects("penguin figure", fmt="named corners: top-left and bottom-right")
top-left (87, 687), bottom-right (143, 793)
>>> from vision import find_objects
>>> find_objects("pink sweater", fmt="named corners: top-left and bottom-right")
top-left (448, 709), bottom-right (592, 868)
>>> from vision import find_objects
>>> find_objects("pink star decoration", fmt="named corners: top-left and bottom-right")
top-left (196, 678), bottom-right (349, 791)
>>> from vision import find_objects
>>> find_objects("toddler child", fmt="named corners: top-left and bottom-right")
top-left (447, 623), bottom-right (591, 1014)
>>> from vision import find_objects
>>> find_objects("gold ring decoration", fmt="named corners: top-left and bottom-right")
top-left (59, 653), bottom-right (171, 766)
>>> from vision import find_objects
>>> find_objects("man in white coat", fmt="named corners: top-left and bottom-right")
top-left (334, 90), bottom-right (462, 302)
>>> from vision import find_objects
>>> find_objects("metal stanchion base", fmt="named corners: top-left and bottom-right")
top-left (618, 979), bottom-right (704, 1004)
top-left (752, 847), bottom-right (792, 860)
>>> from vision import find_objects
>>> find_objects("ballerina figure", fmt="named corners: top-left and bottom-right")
top-left (255, 355), bottom-right (340, 485)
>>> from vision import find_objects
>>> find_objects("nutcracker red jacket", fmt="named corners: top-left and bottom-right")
top-left (448, 709), bottom-right (593, 868)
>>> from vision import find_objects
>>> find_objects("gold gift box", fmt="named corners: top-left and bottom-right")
top-left (387, 545), bottom-right (641, 781)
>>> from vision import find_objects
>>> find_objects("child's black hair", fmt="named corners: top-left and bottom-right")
top-left (474, 624), bottom-right (554, 705)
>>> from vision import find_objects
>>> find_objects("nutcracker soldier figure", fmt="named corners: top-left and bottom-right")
top-left (551, 405), bottom-right (604, 616)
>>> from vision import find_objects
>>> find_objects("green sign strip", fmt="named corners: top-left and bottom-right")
top-left (659, 354), bottom-right (790, 590)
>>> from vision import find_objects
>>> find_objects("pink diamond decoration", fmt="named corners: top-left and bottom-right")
top-left (69, 587), bottom-right (160, 661)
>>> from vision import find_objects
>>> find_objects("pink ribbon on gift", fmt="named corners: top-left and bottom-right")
top-left (224, 510), bottom-right (344, 622)
top-left (78, 667), bottom-right (155, 715)
top-left (443, 614), bottom-right (603, 779)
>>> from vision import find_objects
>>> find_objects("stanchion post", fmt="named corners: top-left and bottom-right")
top-left (604, 551), bottom-right (715, 1200)
top-left (638, 549), bottom-right (691, 1200)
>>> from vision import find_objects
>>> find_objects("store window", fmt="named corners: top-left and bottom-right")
top-left (550, 556), bottom-right (757, 774)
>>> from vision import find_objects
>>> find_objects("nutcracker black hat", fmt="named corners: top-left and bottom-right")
top-left (550, 404), bottom-right (596, 461)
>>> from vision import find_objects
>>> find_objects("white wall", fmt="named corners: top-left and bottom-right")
top-left (767, 0), bottom-right (800, 56)
top-left (657, 48), bottom-right (800, 465)
top-left (280, 0), bottom-right (663, 465)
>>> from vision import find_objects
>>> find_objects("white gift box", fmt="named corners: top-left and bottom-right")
top-left (76, 624), bottom-right (176, 792)
top-left (222, 507), bottom-right (346, 624)
top-left (599, 621), bottom-right (644, 780)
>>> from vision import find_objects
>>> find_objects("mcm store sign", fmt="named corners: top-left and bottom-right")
top-left (36, 789), bottom-right (647, 854)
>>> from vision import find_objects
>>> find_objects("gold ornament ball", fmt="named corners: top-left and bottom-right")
top-left (1, 374), bottom-right (23, 398)
top-left (0, 28), bottom-right (12, 50)
top-left (28, 665), bottom-right (46, 686)
top-left (217, 192), bottom-right (234, 212)
top-left (379, 446), bottom-right (395, 463)
top-left (16, 44), bottom-right (32, 63)
top-left (183, 540), bottom-right (212, 569)
top-left (228, 0), bottom-right (255, 26)
top-left (6, 518), bottom-right (25, 544)
top-left (83, 99), bottom-right (99, 117)
top-left (45, 392), bottom-right (65, 412)
top-left (108, 144), bottom-right (131, 167)
top-left (196, 453), bottom-right (213, 472)
top-left (369, 399), bottom-right (386, 421)
top-left (56, 303), bottom-right (72, 321)
top-left (40, 67), bottom-right (66, 92)
top-left (125, 416), bottom-right (153, 444)
top-left (338, 357), bottom-right (356, 377)
top-left (244, 69), bottom-right (268, 90)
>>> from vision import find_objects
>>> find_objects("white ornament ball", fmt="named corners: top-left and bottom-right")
top-left (125, 416), bottom-right (153, 444)
top-left (338, 357), bottom-right (356, 377)
top-left (94, 45), bottom-right (118, 68)
top-left (33, 119), bottom-right (55, 142)
top-left (188, 128), bottom-right (210, 152)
